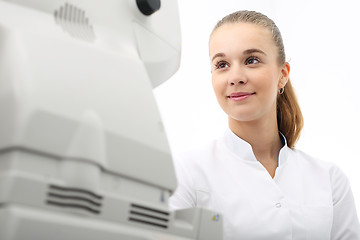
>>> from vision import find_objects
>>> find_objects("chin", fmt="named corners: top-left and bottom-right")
top-left (228, 113), bottom-right (258, 123)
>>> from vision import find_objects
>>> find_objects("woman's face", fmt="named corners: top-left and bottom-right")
top-left (209, 23), bottom-right (289, 123)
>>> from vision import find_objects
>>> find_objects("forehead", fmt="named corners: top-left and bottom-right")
top-left (209, 22), bottom-right (276, 58)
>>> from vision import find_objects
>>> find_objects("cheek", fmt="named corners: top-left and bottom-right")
top-left (211, 76), bottom-right (223, 96)
top-left (253, 70), bottom-right (279, 94)
top-left (211, 77), bottom-right (228, 110)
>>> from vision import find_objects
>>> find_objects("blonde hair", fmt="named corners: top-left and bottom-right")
top-left (211, 10), bottom-right (303, 148)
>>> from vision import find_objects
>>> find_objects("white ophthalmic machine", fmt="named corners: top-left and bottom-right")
top-left (0, 0), bottom-right (223, 239)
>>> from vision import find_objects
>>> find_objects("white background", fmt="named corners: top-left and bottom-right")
top-left (154, 0), bottom-right (360, 215)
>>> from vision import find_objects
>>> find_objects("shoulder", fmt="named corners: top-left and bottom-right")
top-left (171, 137), bottom-right (224, 192)
top-left (290, 148), bottom-right (338, 172)
top-left (173, 138), bottom-right (220, 169)
top-left (169, 139), bottom-right (220, 209)
top-left (289, 148), bottom-right (351, 203)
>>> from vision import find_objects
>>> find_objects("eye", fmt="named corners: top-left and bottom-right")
top-left (245, 56), bottom-right (261, 65)
top-left (214, 60), bottom-right (230, 70)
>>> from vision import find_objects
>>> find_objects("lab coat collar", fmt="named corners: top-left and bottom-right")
top-left (222, 128), bottom-right (289, 166)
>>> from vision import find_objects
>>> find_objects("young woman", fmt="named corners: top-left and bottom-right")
top-left (169, 10), bottom-right (360, 240)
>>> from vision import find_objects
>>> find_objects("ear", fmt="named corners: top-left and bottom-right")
top-left (278, 62), bottom-right (290, 88)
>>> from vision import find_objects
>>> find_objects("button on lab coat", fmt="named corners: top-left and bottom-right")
top-left (169, 129), bottom-right (360, 240)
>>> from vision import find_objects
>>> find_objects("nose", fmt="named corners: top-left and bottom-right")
top-left (230, 79), bottom-right (246, 85)
top-left (228, 65), bottom-right (247, 86)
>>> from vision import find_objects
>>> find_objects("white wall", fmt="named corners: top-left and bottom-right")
top-left (154, 0), bottom-right (360, 215)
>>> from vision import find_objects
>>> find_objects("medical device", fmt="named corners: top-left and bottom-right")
top-left (0, 0), bottom-right (223, 239)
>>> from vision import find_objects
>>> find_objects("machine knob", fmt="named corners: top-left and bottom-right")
top-left (136, 0), bottom-right (161, 16)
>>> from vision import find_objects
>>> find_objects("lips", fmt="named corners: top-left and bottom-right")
top-left (228, 92), bottom-right (255, 101)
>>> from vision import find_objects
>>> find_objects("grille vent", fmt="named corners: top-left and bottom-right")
top-left (46, 184), bottom-right (103, 214)
top-left (129, 204), bottom-right (170, 229)
top-left (54, 3), bottom-right (95, 41)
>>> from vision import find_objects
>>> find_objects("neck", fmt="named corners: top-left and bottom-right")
top-left (228, 112), bottom-right (282, 162)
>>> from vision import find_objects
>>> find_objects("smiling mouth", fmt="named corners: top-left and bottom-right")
top-left (227, 92), bottom-right (255, 101)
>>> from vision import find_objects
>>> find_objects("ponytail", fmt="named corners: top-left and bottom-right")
top-left (277, 80), bottom-right (303, 148)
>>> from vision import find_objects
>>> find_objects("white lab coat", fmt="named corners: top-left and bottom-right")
top-left (169, 128), bottom-right (360, 240)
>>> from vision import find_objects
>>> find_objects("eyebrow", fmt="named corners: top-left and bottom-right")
top-left (211, 53), bottom-right (226, 62)
top-left (243, 48), bottom-right (267, 56)
top-left (211, 48), bottom-right (267, 62)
